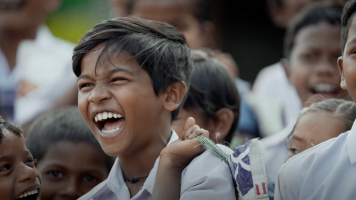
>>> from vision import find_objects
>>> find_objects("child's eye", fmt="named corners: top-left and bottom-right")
top-left (84, 175), bottom-right (97, 182)
top-left (0, 164), bottom-right (11, 172)
top-left (111, 77), bottom-right (126, 82)
top-left (26, 157), bottom-right (37, 167)
top-left (289, 147), bottom-right (300, 155)
top-left (79, 83), bottom-right (94, 90)
top-left (49, 170), bottom-right (64, 178)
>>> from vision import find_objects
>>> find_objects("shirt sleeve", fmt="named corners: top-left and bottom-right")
top-left (274, 165), bottom-right (296, 200)
top-left (180, 146), bottom-right (236, 200)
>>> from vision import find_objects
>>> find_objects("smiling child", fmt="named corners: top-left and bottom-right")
top-left (75, 17), bottom-right (235, 199)
top-left (0, 116), bottom-right (41, 200)
top-left (274, 1), bottom-right (356, 199)
top-left (26, 107), bottom-right (114, 200)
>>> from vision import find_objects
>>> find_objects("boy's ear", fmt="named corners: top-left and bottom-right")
top-left (45, 0), bottom-right (62, 13)
top-left (337, 56), bottom-right (348, 90)
top-left (281, 58), bottom-right (291, 84)
top-left (212, 108), bottom-right (234, 142)
top-left (268, 6), bottom-right (287, 28)
top-left (161, 81), bottom-right (187, 112)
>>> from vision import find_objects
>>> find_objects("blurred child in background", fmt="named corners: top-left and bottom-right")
top-left (171, 50), bottom-right (240, 145)
top-left (252, 0), bottom-right (347, 129)
top-left (274, 2), bottom-right (356, 198)
top-left (259, 3), bottom-right (347, 199)
top-left (0, 0), bottom-right (77, 129)
top-left (0, 116), bottom-right (41, 200)
top-left (26, 107), bottom-right (114, 200)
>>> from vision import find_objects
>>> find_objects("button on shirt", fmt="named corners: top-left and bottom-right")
top-left (274, 120), bottom-right (356, 200)
top-left (79, 131), bottom-right (235, 200)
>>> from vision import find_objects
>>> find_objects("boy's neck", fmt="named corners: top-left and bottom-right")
top-left (118, 127), bottom-right (173, 179)
top-left (0, 29), bottom-right (37, 71)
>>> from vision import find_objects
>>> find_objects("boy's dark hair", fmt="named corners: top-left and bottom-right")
top-left (184, 50), bottom-right (240, 144)
top-left (342, 0), bottom-right (356, 53)
top-left (0, 116), bottom-right (22, 143)
top-left (284, 2), bottom-right (343, 59)
top-left (26, 107), bottom-right (114, 172)
top-left (72, 17), bottom-right (193, 120)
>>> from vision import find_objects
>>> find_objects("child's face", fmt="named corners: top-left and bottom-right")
top-left (0, 0), bottom-right (56, 37)
top-left (0, 129), bottom-right (41, 200)
top-left (36, 141), bottom-right (108, 200)
top-left (338, 15), bottom-right (356, 101)
top-left (78, 47), bottom-right (169, 156)
top-left (131, 0), bottom-right (209, 49)
top-left (286, 22), bottom-right (347, 104)
top-left (285, 111), bottom-right (345, 162)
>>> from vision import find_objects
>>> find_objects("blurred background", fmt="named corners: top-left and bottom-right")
top-left (46, 0), bottom-right (283, 83)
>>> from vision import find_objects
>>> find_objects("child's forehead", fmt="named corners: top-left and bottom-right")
top-left (346, 14), bottom-right (356, 44)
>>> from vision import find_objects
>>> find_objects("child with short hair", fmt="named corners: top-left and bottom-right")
top-left (26, 107), bottom-right (114, 200)
top-left (274, 1), bottom-right (356, 199)
top-left (260, 3), bottom-right (348, 199)
top-left (171, 50), bottom-right (240, 145)
top-left (285, 99), bottom-right (356, 162)
top-left (75, 17), bottom-right (236, 199)
top-left (0, 116), bottom-right (41, 200)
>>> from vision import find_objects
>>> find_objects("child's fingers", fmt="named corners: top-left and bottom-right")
top-left (180, 117), bottom-right (196, 138)
top-left (188, 129), bottom-right (209, 139)
top-left (181, 125), bottom-right (200, 140)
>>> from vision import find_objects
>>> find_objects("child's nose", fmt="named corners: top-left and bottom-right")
top-left (88, 85), bottom-right (112, 103)
top-left (18, 165), bottom-right (37, 182)
top-left (315, 60), bottom-right (336, 76)
top-left (60, 178), bottom-right (82, 198)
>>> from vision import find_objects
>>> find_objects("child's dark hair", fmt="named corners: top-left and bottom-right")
top-left (284, 2), bottom-right (343, 59)
top-left (26, 107), bottom-right (114, 173)
top-left (0, 116), bottom-right (22, 143)
top-left (341, 0), bottom-right (356, 53)
top-left (185, 50), bottom-right (240, 144)
top-left (72, 17), bottom-right (193, 120)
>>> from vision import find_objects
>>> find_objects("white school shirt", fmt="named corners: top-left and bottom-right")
top-left (274, 119), bottom-right (356, 200)
top-left (260, 119), bottom-right (296, 199)
top-left (14, 26), bottom-right (76, 125)
top-left (253, 62), bottom-right (301, 124)
top-left (79, 131), bottom-right (236, 200)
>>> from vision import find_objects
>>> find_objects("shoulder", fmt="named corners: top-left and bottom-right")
top-left (180, 144), bottom-right (235, 199)
top-left (276, 132), bottom-right (349, 198)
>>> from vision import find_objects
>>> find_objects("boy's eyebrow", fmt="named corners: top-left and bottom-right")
top-left (291, 135), bottom-right (305, 142)
top-left (77, 68), bottom-right (134, 81)
top-left (346, 37), bottom-right (356, 48)
top-left (0, 155), bottom-right (12, 162)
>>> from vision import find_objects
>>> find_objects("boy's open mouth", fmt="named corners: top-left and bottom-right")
top-left (310, 83), bottom-right (340, 98)
top-left (0, 0), bottom-right (25, 11)
top-left (94, 111), bottom-right (125, 135)
top-left (16, 188), bottom-right (40, 200)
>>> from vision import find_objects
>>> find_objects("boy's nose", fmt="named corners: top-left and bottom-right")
top-left (18, 165), bottom-right (38, 182)
top-left (315, 60), bottom-right (336, 76)
top-left (88, 85), bottom-right (112, 103)
top-left (60, 178), bottom-right (82, 198)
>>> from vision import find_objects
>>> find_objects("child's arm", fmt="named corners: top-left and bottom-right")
top-left (152, 117), bottom-right (208, 200)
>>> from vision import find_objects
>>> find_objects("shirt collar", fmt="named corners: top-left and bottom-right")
top-left (347, 119), bottom-right (356, 165)
top-left (106, 131), bottom-right (179, 198)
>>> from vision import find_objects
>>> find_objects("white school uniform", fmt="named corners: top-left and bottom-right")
top-left (274, 119), bottom-right (356, 200)
top-left (79, 131), bottom-right (236, 200)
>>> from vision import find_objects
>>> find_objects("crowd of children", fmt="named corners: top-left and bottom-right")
top-left (2, 0), bottom-right (356, 199)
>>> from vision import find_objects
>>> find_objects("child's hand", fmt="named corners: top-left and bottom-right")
top-left (160, 117), bottom-right (209, 171)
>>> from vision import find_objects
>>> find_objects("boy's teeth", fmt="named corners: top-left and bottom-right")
top-left (313, 84), bottom-right (335, 93)
top-left (17, 189), bottom-right (38, 199)
top-left (102, 127), bottom-right (120, 134)
top-left (95, 112), bottom-right (123, 122)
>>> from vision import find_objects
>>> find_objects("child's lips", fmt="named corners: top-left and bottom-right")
top-left (16, 184), bottom-right (40, 200)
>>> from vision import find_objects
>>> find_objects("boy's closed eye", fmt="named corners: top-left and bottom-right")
top-left (47, 170), bottom-right (64, 179)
